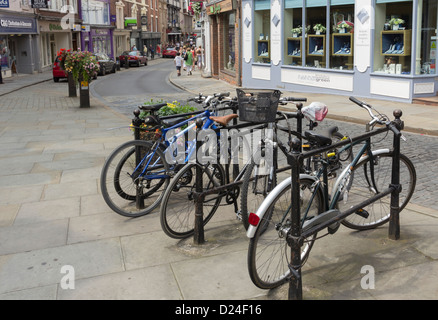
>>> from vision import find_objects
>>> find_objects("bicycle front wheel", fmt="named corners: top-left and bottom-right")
top-left (248, 177), bottom-right (324, 289)
top-left (340, 152), bottom-right (416, 230)
top-left (160, 163), bottom-right (226, 239)
top-left (100, 140), bottom-right (169, 217)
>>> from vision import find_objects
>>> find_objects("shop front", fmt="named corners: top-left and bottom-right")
top-left (242, 0), bottom-right (438, 103)
top-left (0, 13), bottom-right (38, 77)
top-left (81, 27), bottom-right (114, 58)
top-left (38, 20), bottom-right (73, 70)
top-left (207, 0), bottom-right (241, 86)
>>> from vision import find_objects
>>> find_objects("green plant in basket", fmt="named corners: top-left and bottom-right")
top-left (132, 99), bottom-right (197, 141)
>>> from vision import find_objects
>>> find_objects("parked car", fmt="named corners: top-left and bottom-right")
top-left (119, 51), bottom-right (148, 67)
top-left (162, 46), bottom-right (177, 58)
top-left (93, 53), bottom-right (117, 76)
top-left (53, 56), bottom-right (67, 82)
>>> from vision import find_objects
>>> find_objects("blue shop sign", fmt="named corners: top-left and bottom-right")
top-left (0, 16), bottom-right (37, 33)
top-left (0, 0), bottom-right (9, 8)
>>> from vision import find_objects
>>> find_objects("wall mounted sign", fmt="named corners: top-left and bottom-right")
top-left (31, 0), bottom-right (48, 8)
top-left (0, 0), bottom-right (9, 8)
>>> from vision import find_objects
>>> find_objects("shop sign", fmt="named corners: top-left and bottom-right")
top-left (31, 0), bottom-right (48, 8)
top-left (81, 25), bottom-right (90, 32)
top-left (0, 0), bottom-right (9, 8)
top-left (72, 24), bottom-right (81, 31)
top-left (206, 0), bottom-right (236, 15)
top-left (125, 17), bottom-right (137, 27)
top-left (0, 17), bottom-right (34, 29)
top-left (49, 24), bottom-right (63, 31)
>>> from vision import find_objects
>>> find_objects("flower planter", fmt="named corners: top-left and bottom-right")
top-left (392, 24), bottom-right (399, 30)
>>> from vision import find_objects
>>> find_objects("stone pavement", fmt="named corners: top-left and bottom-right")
top-left (0, 63), bottom-right (437, 301)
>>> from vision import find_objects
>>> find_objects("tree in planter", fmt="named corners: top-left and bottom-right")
top-left (63, 51), bottom-right (100, 107)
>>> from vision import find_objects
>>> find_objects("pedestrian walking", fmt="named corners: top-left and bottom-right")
top-left (149, 45), bottom-right (154, 59)
top-left (185, 48), bottom-right (194, 75)
top-left (181, 46), bottom-right (187, 71)
top-left (196, 45), bottom-right (203, 70)
top-left (0, 47), bottom-right (5, 84)
top-left (174, 52), bottom-right (183, 76)
top-left (143, 45), bottom-right (148, 56)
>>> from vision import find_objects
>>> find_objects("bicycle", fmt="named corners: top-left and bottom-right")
top-left (159, 91), bottom-right (351, 239)
top-left (100, 92), bottom-right (234, 218)
top-left (246, 96), bottom-right (416, 289)
top-left (240, 99), bottom-right (351, 230)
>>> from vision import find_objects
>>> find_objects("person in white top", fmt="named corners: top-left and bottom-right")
top-left (174, 51), bottom-right (183, 76)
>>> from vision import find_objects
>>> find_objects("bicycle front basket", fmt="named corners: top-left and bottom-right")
top-left (236, 88), bottom-right (282, 123)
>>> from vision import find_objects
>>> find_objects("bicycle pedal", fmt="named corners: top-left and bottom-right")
top-left (235, 211), bottom-right (243, 221)
top-left (355, 208), bottom-right (369, 219)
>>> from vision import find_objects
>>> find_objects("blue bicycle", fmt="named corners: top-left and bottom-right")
top-left (100, 92), bottom-right (235, 217)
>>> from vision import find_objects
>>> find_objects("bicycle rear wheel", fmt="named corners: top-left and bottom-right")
top-left (100, 140), bottom-right (169, 217)
top-left (247, 177), bottom-right (323, 289)
top-left (160, 163), bottom-right (226, 239)
top-left (340, 151), bottom-right (416, 230)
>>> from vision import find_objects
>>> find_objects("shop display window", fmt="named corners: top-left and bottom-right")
top-left (224, 12), bottom-right (236, 71)
top-left (254, 0), bottom-right (270, 63)
top-left (306, 2), bottom-right (326, 68)
top-left (284, 3), bottom-right (302, 66)
top-left (330, 3), bottom-right (354, 70)
top-left (373, 0), bottom-right (413, 75)
top-left (415, 0), bottom-right (438, 74)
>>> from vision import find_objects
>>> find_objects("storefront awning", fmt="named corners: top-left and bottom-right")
top-left (168, 32), bottom-right (181, 35)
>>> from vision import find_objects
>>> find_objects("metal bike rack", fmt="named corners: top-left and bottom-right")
top-left (191, 111), bottom-right (305, 245)
top-left (286, 110), bottom-right (404, 300)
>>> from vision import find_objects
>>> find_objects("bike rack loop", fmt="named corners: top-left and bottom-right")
top-left (191, 111), bottom-right (304, 245)
top-left (286, 110), bottom-right (404, 300)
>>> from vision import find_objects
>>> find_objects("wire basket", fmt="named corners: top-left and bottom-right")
top-left (236, 88), bottom-right (282, 123)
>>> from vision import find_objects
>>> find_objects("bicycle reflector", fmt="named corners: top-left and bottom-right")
top-left (248, 212), bottom-right (260, 226)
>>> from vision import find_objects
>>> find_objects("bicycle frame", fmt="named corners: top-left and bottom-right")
top-left (132, 108), bottom-right (219, 181)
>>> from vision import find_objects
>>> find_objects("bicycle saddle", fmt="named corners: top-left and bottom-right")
top-left (140, 103), bottom-right (167, 112)
top-left (210, 114), bottom-right (239, 126)
top-left (304, 130), bottom-right (332, 147)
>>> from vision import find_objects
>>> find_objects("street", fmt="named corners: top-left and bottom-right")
top-left (91, 59), bottom-right (192, 118)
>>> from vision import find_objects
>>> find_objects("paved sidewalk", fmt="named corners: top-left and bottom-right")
top-left (0, 64), bottom-right (437, 301)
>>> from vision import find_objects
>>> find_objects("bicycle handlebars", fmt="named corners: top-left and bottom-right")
top-left (349, 96), bottom-right (401, 137)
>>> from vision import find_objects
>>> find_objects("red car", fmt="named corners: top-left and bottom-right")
top-left (119, 51), bottom-right (148, 67)
top-left (53, 56), bottom-right (67, 82)
top-left (162, 47), bottom-right (177, 58)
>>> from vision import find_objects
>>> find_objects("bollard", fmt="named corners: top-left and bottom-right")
top-left (194, 118), bottom-right (205, 245)
top-left (389, 109), bottom-right (403, 240)
top-left (125, 54), bottom-right (130, 69)
top-left (132, 109), bottom-right (145, 210)
top-left (287, 137), bottom-right (304, 300)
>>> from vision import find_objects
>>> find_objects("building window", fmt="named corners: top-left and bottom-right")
top-left (416, 0), bottom-right (438, 74)
top-left (223, 12), bottom-right (236, 71)
top-left (330, 2), bottom-right (354, 70)
top-left (373, 0), bottom-right (413, 75)
top-left (0, 36), bottom-right (10, 69)
top-left (306, 0), bottom-right (326, 68)
top-left (284, 1), bottom-right (302, 67)
top-left (254, 0), bottom-right (270, 63)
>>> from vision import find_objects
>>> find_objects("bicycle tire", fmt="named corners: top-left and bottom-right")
top-left (247, 177), bottom-right (324, 289)
top-left (100, 140), bottom-right (169, 217)
top-left (340, 152), bottom-right (416, 230)
top-left (160, 162), bottom-right (226, 239)
top-left (240, 149), bottom-right (277, 230)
